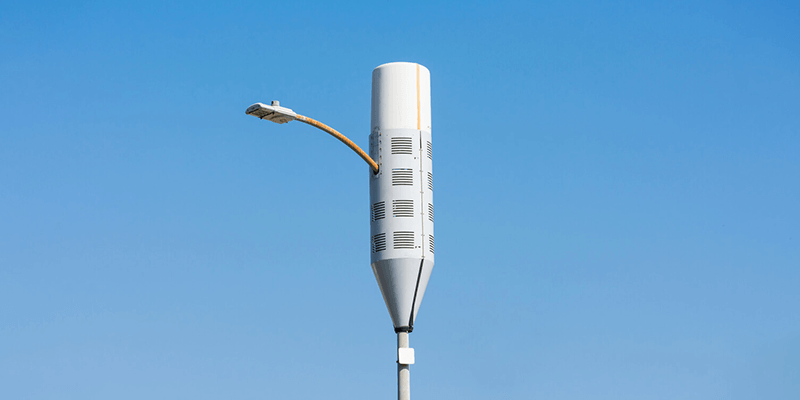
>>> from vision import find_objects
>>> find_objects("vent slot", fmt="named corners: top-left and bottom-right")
top-left (429, 235), bottom-right (434, 254)
top-left (392, 137), bottom-right (414, 155)
top-left (393, 200), bottom-right (414, 217)
top-left (427, 172), bottom-right (433, 191)
top-left (393, 231), bottom-right (415, 249)
top-left (392, 169), bottom-right (414, 186)
top-left (428, 203), bottom-right (434, 222)
top-left (427, 141), bottom-right (432, 159)
top-left (372, 233), bottom-right (386, 253)
top-left (371, 201), bottom-right (385, 221)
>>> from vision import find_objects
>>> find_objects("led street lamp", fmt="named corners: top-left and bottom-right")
top-left (245, 101), bottom-right (297, 124)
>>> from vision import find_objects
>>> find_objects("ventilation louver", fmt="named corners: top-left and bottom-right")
top-left (392, 168), bottom-right (414, 186)
top-left (393, 231), bottom-right (415, 249)
top-left (391, 137), bottom-right (414, 155)
top-left (371, 201), bottom-right (385, 221)
top-left (372, 233), bottom-right (386, 253)
top-left (393, 200), bottom-right (414, 217)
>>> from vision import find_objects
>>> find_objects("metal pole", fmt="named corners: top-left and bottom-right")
top-left (397, 332), bottom-right (410, 400)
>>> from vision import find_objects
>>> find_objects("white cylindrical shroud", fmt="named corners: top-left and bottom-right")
top-left (369, 62), bottom-right (434, 332)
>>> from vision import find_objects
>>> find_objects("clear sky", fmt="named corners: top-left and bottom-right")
top-left (1, 1), bottom-right (799, 399)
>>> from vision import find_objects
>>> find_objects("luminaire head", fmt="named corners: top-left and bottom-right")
top-left (245, 100), bottom-right (297, 124)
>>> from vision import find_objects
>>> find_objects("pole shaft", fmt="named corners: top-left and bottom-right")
top-left (398, 332), bottom-right (410, 400)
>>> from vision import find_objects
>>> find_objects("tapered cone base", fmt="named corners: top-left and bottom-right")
top-left (372, 258), bottom-right (434, 331)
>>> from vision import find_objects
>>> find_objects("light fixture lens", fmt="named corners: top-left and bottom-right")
top-left (245, 102), bottom-right (297, 124)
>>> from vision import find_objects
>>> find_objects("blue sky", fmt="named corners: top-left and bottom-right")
top-left (1, 1), bottom-right (799, 399)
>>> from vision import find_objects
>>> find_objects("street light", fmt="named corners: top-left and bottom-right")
top-left (245, 101), bottom-right (297, 124)
top-left (245, 100), bottom-right (379, 172)
top-left (246, 62), bottom-right (433, 400)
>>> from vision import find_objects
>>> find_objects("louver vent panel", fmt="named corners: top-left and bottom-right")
top-left (371, 201), bottom-right (385, 221)
top-left (429, 235), bottom-right (434, 254)
top-left (393, 231), bottom-right (415, 249)
top-left (428, 203), bottom-right (434, 222)
top-left (391, 137), bottom-right (414, 154)
top-left (427, 141), bottom-right (433, 159)
top-left (427, 172), bottom-right (433, 191)
top-left (392, 169), bottom-right (414, 186)
top-left (393, 200), bottom-right (414, 217)
top-left (372, 233), bottom-right (386, 253)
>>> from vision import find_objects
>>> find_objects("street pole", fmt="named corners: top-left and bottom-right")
top-left (370, 62), bottom-right (432, 400)
top-left (398, 332), bottom-right (411, 400)
top-left (246, 61), bottom-right (434, 400)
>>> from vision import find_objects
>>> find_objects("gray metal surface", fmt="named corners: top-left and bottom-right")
top-left (397, 332), bottom-right (411, 400)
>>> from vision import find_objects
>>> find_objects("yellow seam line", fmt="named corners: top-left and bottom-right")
top-left (416, 64), bottom-right (421, 131)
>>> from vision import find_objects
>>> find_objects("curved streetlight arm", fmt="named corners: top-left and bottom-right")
top-left (246, 101), bottom-right (379, 173)
top-left (294, 114), bottom-right (379, 173)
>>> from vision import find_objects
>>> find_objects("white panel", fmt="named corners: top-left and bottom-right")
top-left (370, 129), bottom-right (424, 263)
top-left (398, 348), bottom-right (415, 365)
top-left (372, 62), bottom-right (431, 133)
top-left (418, 67), bottom-right (431, 132)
